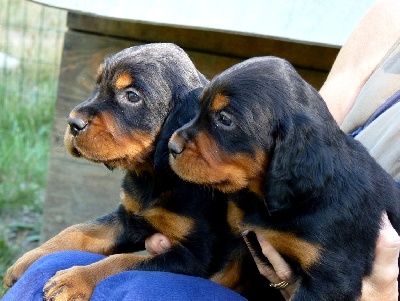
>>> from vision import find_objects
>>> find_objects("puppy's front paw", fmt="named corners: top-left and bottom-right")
top-left (3, 248), bottom-right (44, 287)
top-left (43, 266), bottom-right (95, 301)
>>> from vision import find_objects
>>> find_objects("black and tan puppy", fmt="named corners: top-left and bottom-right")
top-left (169, 56), bottom-right (400, 300)
top-left (3, 44), bottom-right (280, 301)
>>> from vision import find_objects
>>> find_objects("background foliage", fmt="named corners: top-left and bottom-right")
top-left (0, 0), bottom-right (66, 295)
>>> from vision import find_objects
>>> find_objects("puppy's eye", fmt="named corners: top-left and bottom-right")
top-left (215, 111), bottom-right (234, 128)
top-left (126, 90), bottom-right (140, 103)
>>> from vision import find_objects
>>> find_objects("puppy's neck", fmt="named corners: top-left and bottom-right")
top-left (247, 173), bottom-right (266, 200)
top-left (128, 161), bottom-right (155, 175)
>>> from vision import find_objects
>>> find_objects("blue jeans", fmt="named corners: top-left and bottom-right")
top-left (2, 251), bottom-right (246, 301)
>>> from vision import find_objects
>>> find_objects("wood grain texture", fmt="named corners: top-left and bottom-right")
top-left (67, 12), bottom-right (339, 72)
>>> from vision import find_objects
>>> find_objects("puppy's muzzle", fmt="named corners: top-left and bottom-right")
top-left (168, 140), bottom-right (184, 159)
top-left (68, 117), bottom-right (88, 136)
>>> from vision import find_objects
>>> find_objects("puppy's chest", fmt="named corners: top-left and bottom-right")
top-left (121, 172), bottom-right (216, 239)
top-left (227, 195), bottom-right (322, 271)
top-left (121, 185), bottom-right (196, 239)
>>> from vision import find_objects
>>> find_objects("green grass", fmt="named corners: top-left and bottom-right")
top-left (0, 236), bottom-right (15, 296)
top-left (0, 65), bottom-right (57, 210)
top-left (0, 58), bottom-right (58, 299)
top-left (0, 0), bottom-right (66, 295)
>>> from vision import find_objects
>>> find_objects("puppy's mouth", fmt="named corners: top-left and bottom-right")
top-left (67, 140), bottom-right (144, 171)
top-left (64, 130), bottom-right (83, 158)
top-left (67, 142), bottom-right (82, 158)
top-left (64, 125), bottom-right (156, 172)
top-left (65, 136), bottom-right (109, 164)
top-left (64, 127), bottom-right (114, 163)
top-left (170, 143), bottom-right (266, 195)
top-left (170, 152), bottom-right (239, 192)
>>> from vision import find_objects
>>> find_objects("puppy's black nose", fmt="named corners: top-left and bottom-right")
top-left (168, 140), bottom-right (184, 159)
top-left (68, 117), bottom-right (87, 136)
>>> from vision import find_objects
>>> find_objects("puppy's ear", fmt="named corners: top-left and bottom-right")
top-left (196, 70), bottom-right (208, 86)
top-left (263, 114), bottom-right (334, 213)
top-left (153, 88), bottom-right (202, 170)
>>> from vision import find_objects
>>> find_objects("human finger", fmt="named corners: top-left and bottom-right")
top-left (242, 231), bottom-right (298, 301)
top-left (254, 231), bottom-right (293, 282)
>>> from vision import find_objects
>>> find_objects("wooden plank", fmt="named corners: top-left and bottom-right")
top-left (66, 13), bottom-right (339, 72)
top-left (31, 0), bottom-right (375, 47)
top-left (187, 50), bottom-right (327, 89)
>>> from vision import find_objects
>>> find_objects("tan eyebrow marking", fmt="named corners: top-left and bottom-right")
top-left (210, 94), bottom-right (229, 112)
top-left (115, 72), bottom-right (133, 89)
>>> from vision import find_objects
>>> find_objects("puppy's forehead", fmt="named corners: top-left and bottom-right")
top-left (95, 60), bottom-right (134, 90)
top-left (210, 93), bottom-right (229, 112)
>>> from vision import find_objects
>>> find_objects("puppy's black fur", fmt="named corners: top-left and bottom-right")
top-left (4, 44), bottom-right (281, 301)
top-left (169, 56), bottom-right (400, 300)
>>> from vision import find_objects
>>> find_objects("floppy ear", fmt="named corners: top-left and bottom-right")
top-left (263, 113), bottom-right (334, 213)
top-left (196, 70), bottom-right (208, 86)
top-left (153, 88), bottom-right (202, 170)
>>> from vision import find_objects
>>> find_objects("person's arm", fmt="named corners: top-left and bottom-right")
top-left (319, 0), bottom-right (400, 125)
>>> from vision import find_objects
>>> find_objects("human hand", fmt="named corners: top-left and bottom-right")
top-left (361, 214), bottom-right (400, 301)
top-left (242, 231), bottom-right (297, 300)
top-left (145, 233), bottom-right (172, 254)
top-left (243, 214), bottom-right (400, 300)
